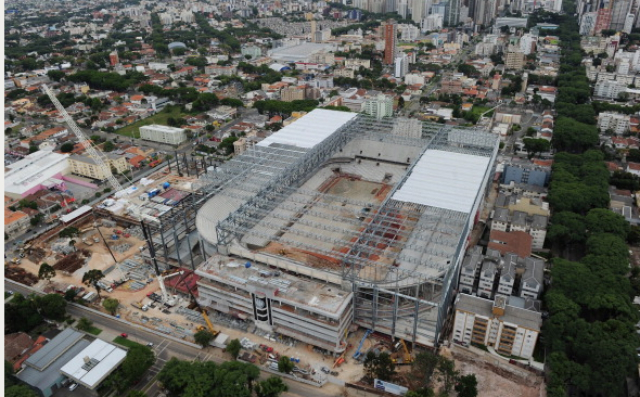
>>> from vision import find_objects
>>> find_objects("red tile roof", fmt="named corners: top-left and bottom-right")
top-left (488, 230), bottom-right (533, 258)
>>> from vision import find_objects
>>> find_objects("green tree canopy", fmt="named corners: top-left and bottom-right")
top-left (225, 338), bottom-right (242, 359)
top-left (102, 298), bottom-right (120, 315)
top-left (82, 269), bottom-right (105, 299)
top-left (38, 263), bottom-right (56, 284)
top-left (194, 330), bottom-right (215, 348)
top-left (255, 376), bottom-right (288, 397)
top-left (277, 356), bottom-right (294, 374)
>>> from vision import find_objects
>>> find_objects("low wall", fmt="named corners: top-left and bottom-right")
top-left (63, 175), bottom-right (99, 189)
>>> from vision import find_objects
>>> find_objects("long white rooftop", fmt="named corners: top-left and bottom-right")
top-left (257, 108), bottom-right (358, 149)
top-left (5, 151), bottom-right (70, 196)
top-left (392, 149), bottom-right (491, 214)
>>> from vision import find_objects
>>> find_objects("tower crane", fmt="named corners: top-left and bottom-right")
top-left (41, 84), bottom-right (127, 193)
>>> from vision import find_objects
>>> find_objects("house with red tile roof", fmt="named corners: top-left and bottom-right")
top-left (488, 230), bottom-right (533, 258)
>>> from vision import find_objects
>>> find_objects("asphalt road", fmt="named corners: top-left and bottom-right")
top-left (5, 281), bottom-right (341, 397)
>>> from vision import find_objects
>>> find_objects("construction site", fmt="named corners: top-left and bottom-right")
top-left (7, 107), bottom-right (523, 392)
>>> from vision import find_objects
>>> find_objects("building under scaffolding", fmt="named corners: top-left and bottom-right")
top-left (194, 109), bottom-right (499, 351)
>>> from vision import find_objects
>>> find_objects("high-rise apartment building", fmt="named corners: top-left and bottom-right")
top-left (383, 21), bottom-right (398, 65)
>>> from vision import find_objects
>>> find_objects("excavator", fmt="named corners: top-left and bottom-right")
top-left (392, 339), bottom-right (413, 365)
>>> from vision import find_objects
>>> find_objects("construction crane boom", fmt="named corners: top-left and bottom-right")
top-left (42, 84), bottom-right (124, 193)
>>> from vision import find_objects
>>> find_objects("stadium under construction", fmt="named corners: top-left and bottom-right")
top-left (193, 109), bottom-right (499, 352)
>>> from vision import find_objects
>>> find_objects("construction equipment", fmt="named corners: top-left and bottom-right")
top-left (392, 339), bottom-right (413, 365)
top-left (353, 329), bottom-right (372, 359)
top-left (156, 269), bottom-right (184, 307)
top-left (180, 273), bottom-right (219, 336)
top-left (42, 84), bottom-right (125, 194)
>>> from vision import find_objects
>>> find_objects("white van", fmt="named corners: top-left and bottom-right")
top-left (69, 383), bottom-right (78, 391)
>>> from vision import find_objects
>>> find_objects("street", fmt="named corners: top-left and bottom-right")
top-left (5, 281), bottom-right (342, 397)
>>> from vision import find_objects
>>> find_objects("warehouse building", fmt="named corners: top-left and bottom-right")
top-left (4, 151), bottom-right (70, 199)
top-left (195, 109), bottom-right (499, 351)
top-left (140, 125), bottom-right (187, 145)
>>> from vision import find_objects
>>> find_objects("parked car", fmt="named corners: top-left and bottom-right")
top-left (69, 383), bottom-right (78, 391)
top-left (120, 333), bottom-right (128, 338)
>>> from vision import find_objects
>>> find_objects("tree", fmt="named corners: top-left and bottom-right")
top-left (5, 360), bottom-right (16, 387)
top-left (4, 293), bottom-right (43, 333)
top-left (436, 357), bottom-right (459, 394)
top-left (60, 142), bottom-right (75, 153)
top-left (412, 351), bottom-right (440, 388)
top-left (522, 138), bottom-right (550, 159)
top-left (194, 329), bottom-right (215, 347)
top-left (121, 345), bottom-right (155, 386)
top-left (59, 227), bottom-right (79, 238)
top-left (64, 288), bottom-right (77, 302)
top-left (363, 351), bottom-right (396, 382)
top-left (552, 117), bottom-right (599, 153)
top-left (103, 298), bottom-right (120, 315)
top-left (69, 239), bottom-right (77, 252)
top-left (255, 376), bottom-right (288, 397)
top-left (455, 374), bottom-right (478, 397)
top-left (5, 385), bottom-right (38, 397)
top-left (225, 338), bottom-right (242, 359)
top-left (103, 140), bottom-right (115, 152)
top-left (77, 317), bottom-right (94, 331)
top-left (82, 269), bottom-right (105, 299)
top-left (278, 356), bottom-right (294, 374)
top-left (35, 293), bottom-right (67, 321)
top-left (585, 208), bottom-right (629, 240)
top-left (38, 263), bottom-right (56, 284)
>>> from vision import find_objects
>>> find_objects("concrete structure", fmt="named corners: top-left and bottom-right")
top-left (140, 125), bottom-right (187, 145)
top-left (68, 154), bottom-right (130, 181)
top-left (17, 329), bottom-right (91, 397)
top-left (361, 94), bottom-right (394, 119)
top-left (597, 112), bottom-right (631, 134)
top-left (491, 208), bottom-right (548, 250)
top-left (453, 294), bottom-right (541, 359)
top-left (4, 151), bottom-right (70, 199)
top-left (268, 43), bottom-right (335, 63)
top-left (195, 110), bottom-right (499, 349)
top-left (384, 21), bottom-right (398, 65)
top-left (60, 339), bottom-right (127, 390)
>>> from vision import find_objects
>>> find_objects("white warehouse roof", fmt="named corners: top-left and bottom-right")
top-left (140, 124), bottom-right (185, 134)
top-left (4, 151), bottom-right (70, 196)
top-left (60, 339), bottom-right (127, 389)
top-left (257, 109), bottom-right (357, 149)
top-left (59, 205), bottom-right (93, 224)
top-left (392, 150), bottom-right (491, 214)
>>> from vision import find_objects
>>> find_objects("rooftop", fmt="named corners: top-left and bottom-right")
top-left (24, 328), bottom-right (84, 371)
top-left (456, 293), bottom-right (542, 331)
top-left (60, 339), bottom-right (127, 389)
top-left (5, 151), bottom-right (70, 196)
top-left (196, 256), bottom-right (352, 317)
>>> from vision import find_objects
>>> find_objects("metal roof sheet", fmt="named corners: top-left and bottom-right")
top-left (392, 149), bottom-right (491, 213)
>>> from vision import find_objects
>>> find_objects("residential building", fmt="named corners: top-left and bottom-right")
top-left (502, 164), bottom-right (550, 187)
top-left (5, 209), bottom-right (30, 240)
top-left (453, 294), bottom-right (542, 359)
top-left (395, 53), bottom-right (409, 78)
top-left (344, 58), bottom-right (371, 69)
top-left (498, 254), bottom-right (517, 296)
top-left (205, 64), bottom-right (238, 76)
top-left (488, 230), bottom-right (533, 258)
top-left (478, 254), bottom-right (499, 299)
top-left (519, 257), bottom-right (544, 299)
top-left (233, 137), bottom-right (248, 155)
top-left (140, 125), bottom-right (187, 145)
top-left (281, 86), bottom-right (306, 102)
top-left (597, 112), bottom-right (631, 134)
top-left (109, 52), bottom-right (119, 66)
top-left (505, 46), bottom-right (525, 70)
top-left (459, 247), bottom-right (483, 294)
top-left (68, 154), bottom-right (130, 181)
top-left (361, 94), bottom-right (394, 119)
top-left (423, 14), bottom-right (444, 31)
top-left (383, 21), bottom-right (398, 65)
top-left (398, 24), bottom-right (420, 41)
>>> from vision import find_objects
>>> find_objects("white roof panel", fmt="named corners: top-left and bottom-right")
top-left (257, 109), bottom-right (357, 149)
top-left (392, 150), bottom-right (491, 213)
top-left (59, 205), bottom-right (93, 223)
top-left (60, 339), bottom-right (127, 389)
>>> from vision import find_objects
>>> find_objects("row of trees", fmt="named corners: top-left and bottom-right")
top-left (253, 100), bottom-right (320, 117)
top-left (66, 70), bottom-right (148, 92)
top-left (99, 344), bottom-right (155, 395)
top-left (544, 7), bottom-right (640, 394)
top-left (157, 358), bottom-right (287, 397)
top-left (5, 293), bottom-right (67, 334)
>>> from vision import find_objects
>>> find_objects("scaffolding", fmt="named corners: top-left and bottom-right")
top-left (194, 114), bottom-right (499, 347)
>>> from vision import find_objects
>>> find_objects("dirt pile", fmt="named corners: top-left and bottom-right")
top-left (53, 250), bottom-right (91, 274)
top-left (6, 266), bottom-right (39, 285)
